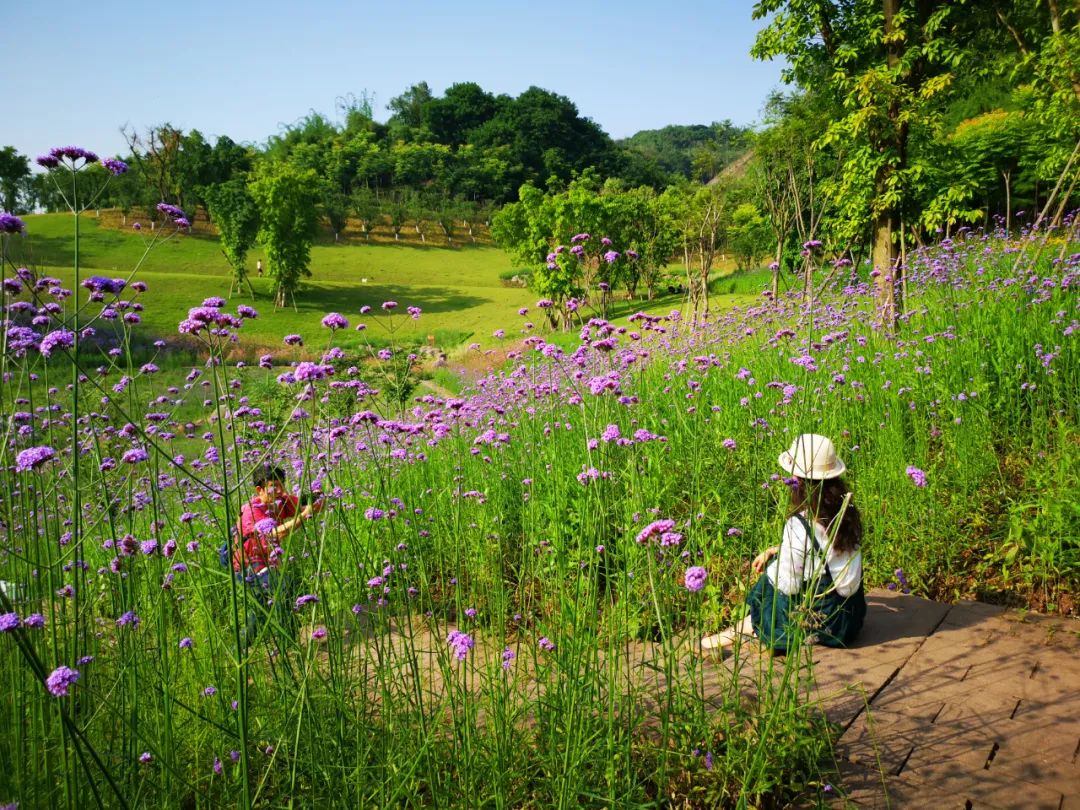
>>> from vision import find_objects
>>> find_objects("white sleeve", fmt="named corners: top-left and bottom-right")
top-left (770, 516), bottom-right (809, 596)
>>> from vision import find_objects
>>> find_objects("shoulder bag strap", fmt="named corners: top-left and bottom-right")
top-left (794, 512), bottom-right (834, 591)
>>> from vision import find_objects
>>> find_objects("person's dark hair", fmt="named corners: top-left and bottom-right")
top-left (252, 464), bottom-right (287, 489)
top-left (789, 477), bottom-right (862, 553)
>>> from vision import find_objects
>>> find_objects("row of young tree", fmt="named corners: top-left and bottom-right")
top-left (1, 84), bottom-right (749, 221)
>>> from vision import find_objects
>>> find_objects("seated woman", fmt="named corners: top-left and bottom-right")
top-left (703, 433), bottom-right (866, 653)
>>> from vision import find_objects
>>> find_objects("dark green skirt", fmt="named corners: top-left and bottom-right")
top-left (747, 574), bottom-right (866, 653)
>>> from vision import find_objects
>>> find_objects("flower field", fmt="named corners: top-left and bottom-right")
top-left (2, 184), bottom-right (1078, 807)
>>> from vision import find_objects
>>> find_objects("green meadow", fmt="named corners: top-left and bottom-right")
top-left (9, 213), bottom-right (757, 358)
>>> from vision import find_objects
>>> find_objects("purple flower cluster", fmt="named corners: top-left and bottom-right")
top-left (179, 305), bottom-right (239, 336)
top-left (46, 665), bottom-right (80, 697)
top-left (39, 329), bottom-right (75, 358)
top-left (321, 312), bottom-right (349, 330)
top-left (15, 446), bottom-right (55, 472)
top-left (887, 568), bottom-right (911, 594)
top-left (82, 276), bottom-right (126, 295)
top-left (0, 212), bottom-right (26, 234)
top-left (906, 466), bottom-right (928, 488)
top-left (684, 566), bottom-right (708, 592)
top-left (37, 146), bottom-right (99, 168)
top-left (254, 517), bottom-right (277, 535)
top-left (447, 629), bottom-right (474, 661)
top-left (102, 158), bottom-right (128, 175)
top-left (156, 202), bottom-right (187, 224)
top-left (636, 518), bottom-right (676, 544)
top-left (122, 448), bottom-right (150, 464)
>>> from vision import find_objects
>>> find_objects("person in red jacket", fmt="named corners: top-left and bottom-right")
top-left (232, 464), bottom-right (320, 645)
top-left (233, 464), bottom-right (315, 574)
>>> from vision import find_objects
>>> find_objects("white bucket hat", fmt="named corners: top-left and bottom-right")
top-left (778, 433), bottom-right (846, 480)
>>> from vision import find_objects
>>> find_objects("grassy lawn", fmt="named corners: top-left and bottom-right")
top-left (9, 213), bottom-right (764, 356)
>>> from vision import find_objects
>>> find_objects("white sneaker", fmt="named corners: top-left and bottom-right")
top-left (700, 630), bottom-right (737, 651)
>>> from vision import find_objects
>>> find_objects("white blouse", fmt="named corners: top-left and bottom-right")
top-left (765, 513), bottom-right (862, 598)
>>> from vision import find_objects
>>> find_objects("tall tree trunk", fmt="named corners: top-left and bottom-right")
top-left (1047, 0), bottom-right (1080, 105)
top-left (871, 210), bottom-right (897, 329)
top-left (771, 238), bottom-right (782, 301)
top-left (1003, 169), bottom-right (1012, 234)
top-left (873, 0), bottom-right (904, 331)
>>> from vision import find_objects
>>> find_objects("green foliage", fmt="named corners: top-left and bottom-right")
top-left (203, 179), bottom-right (260, 294)
top-left (248, 162), bottom-right (321, 308)
top-left (618, 122), bottom-right (750, 182)
top-left (321, 186), bottom-right (350, 240)
top-left (0, 146), bottom-right (30, 212)
top-left (349, 186), bottom-right (380, 238)
top-left (727, 202), bottom-right (771, 270)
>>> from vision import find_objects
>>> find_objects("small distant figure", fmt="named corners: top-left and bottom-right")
top-left (256, 259), bottom-right (263, 277)
top-left (361, 277), bottom-right (368, 284)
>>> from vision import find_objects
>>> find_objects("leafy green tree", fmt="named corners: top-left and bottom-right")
top-left (434, 198), bottom-right (461, 245)
top-left (204, 180), bottom-right (261, 298)
top-left (351, 186), bottom-right (381, 240)
top-left (387, 194), bottom-right (408, 241)
top-left (0, 147), bottom-right (30, 212)
top-left (472, 86), bottom-right (617, 191)
top-left (424, 82), bottom-right (498, 146)
top-left (322, 187), bottom-right (350, 241)
top-left (387, 82), bottom-right (435, 140)
top-left (123, 123), bottom-right (185, 210)
top-left (753, 0), bottom-right (965, 327)
top-left (680, 183), bottom-right (729, 316)
top-left (264, 111), bottom-right (339, 163)
top-left (405, 191), bottom-right (429, 242)
top-left (203, 136), bottom-right (252, 191)
top-left (728, 202), bottom-right (772, 270)
top-left (947, 109), bottom-right (1037, 233)
top-left (751, 90), bottom-right (840, 296)
top-left (619, 122), bottom-right (749, 181)
top-left (175, 129), bottom-right (215, 217)
top-left (248, 163), bottom-right (321, 309)
top-left (391, 141), bottom-right (451, 189)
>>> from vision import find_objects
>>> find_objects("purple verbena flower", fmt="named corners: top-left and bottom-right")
top-left (0, 212), bottom-right (26, 234)
top-left (684, 566), bottom-right (708, 592)
top-left (906, 466), bottom-right (928, 488)
top-left (46, 665), bottom-right (80, 697)
top-left (446, 629), bottom-right (474, 661)
top-left (103, 158), bottom-right (128, 175)
top-left (16, 446), bottom-right (55, 472)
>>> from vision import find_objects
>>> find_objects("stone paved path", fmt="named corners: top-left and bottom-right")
top-left (809, 589), bottom-right (1080, 809)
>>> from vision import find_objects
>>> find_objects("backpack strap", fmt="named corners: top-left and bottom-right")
top-left (793, 512), bottom-right (834, 591)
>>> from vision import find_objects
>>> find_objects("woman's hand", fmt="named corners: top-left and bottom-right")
top-left (751, 546), bottom-right (780, 574)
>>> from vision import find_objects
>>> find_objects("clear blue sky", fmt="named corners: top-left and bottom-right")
top-left (9, 0), bottom-right (787, 162)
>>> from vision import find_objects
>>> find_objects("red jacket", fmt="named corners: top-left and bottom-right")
top-left (232, 494), bottom-right (298, 572)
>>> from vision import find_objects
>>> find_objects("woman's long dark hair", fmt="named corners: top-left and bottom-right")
top-left (789, 477), bottom-right (863, 553)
